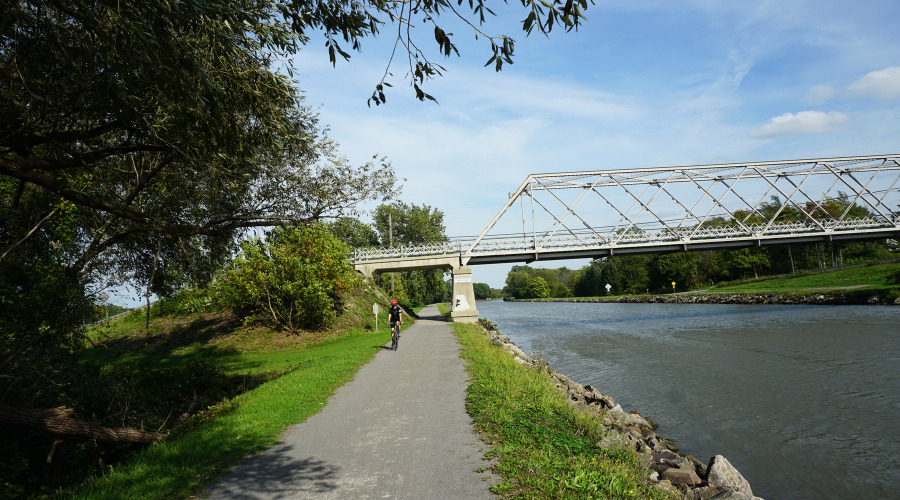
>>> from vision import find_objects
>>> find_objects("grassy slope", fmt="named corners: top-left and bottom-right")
top-left (706, 261), bottom-right (899, 293)
top-left (74, 329), bottom-right (390, 499)
top-left (453, 318), bottom-right (670, 499)
top-left (68, 286), bottom-right (401, 499)
top-left (554, 261), bottom-right (900, 300)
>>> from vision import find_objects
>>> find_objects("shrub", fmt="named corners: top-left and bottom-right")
top-left (887, 267), bottom-right (900, 285)
top-left (525, 276), bottom-right (551, 299)
top-left (220, 226), bottom-right (359, 330)
top-left (153, 286), bottom-right (223, 316)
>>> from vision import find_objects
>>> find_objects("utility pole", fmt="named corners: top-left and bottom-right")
top-left (389, 213), bottom-right (394, 295)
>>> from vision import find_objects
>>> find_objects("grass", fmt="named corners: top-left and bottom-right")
top-left (454, 322), bottom-right (672, 499)
top-left (71, 327), bottom-right (392, 499)
top-left (61, 285), bottom-right (401, 499)
top-left (708, 261), bottom-right (900, 293)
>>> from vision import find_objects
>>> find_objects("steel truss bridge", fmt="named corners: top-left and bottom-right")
top-left (353, 155), bottom-right (900, 268)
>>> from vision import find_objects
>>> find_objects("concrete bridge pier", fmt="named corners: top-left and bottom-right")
top-left (450, 266), bottom-right (478, 324)
top-left (353, 256), bottom-right (479, 324)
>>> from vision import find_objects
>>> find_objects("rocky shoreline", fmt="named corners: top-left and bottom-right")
top-left (507, 290), bottom-right (900, 306)
top-left (481, 322), bottom-right (763, 500)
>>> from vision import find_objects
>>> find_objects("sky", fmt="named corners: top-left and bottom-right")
top-left (284, 0), bottom-right (900, 289)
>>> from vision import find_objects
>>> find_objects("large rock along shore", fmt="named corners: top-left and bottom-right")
top-left (484, 325), bottom-right (764, 500)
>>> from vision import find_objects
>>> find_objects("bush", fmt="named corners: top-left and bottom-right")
top-left (220, 226), bottom-right (359, 330)
top-left (887, 267), bottom-right (900, 285)
top-left (153, 286), bottom-right (223, 316)
top-left (525, 276), bottom-right (551, 299)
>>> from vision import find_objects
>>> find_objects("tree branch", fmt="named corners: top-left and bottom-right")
top-left (0, 405), bottom-right (166, 444)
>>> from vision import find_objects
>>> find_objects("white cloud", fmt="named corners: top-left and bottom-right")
top-left (750, 111), bottom-right (848, 138)
top-left (848, 66), bottom-right (900, 100)
top-left (804, 84), bottom-right (836, 104)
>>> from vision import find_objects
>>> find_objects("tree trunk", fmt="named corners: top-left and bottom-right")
top-left (0, 405), bottom-right (165, 444)
top-left (146, 239), bottom-right (163, 330)
top-left (788, 245), bottom-right (796, 274)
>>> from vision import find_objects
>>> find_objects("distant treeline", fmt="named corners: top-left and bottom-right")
top-left (503, 239), bottom-right (898, 299)
top-left (504, 193), bottom-right (899, 298)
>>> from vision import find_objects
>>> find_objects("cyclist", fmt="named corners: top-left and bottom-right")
top-left (388, 299), bottom-right (402, 351)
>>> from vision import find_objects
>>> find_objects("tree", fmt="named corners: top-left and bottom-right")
top-left (1, 2), bottom-right (399, 328)
top-left (373, 202), bottom-right (447, 246)
top-left (525, 277), bottom-right (551, 299)
top-left (326, 218), bottom-right (381, 248)
top-left (222, 226), bottom-right (359, 331)
top-left (372, 202), bottom-right (448, 307)
top-left (720, 249), bottom-right (770, 280)
top-left (648, 253), bottom-right (701, 292)
top-left (473, 282), bottom-right (492, 300)
top-left (504, 270), bottom-right (531, 299)
top-left (616, 255), bottom-right (651, 294)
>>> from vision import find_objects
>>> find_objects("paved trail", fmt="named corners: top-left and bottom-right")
top-left (205, 305), bottom-right (496, 499)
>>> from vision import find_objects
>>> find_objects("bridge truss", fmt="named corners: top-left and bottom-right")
top-left (353, 155), bottom-right (900, 266)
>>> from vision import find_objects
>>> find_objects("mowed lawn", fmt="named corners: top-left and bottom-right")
top-left (709, 261), bottom-right (899, 293)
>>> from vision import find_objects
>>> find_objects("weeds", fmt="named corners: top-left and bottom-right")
top-left (455, 322), bottom-right (670, 499)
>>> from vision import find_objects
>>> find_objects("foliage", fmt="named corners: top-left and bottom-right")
top-left (372, 202), bottom-right (449, 307)
top-left (720, 248), bottom-right (770, 280)
top-left (455, 323), bottom-right (667, 499)
top-left (373, 202), bottom-right (447, 246)
top-left (0, 234), bottom-right (97, 408)
top-left (888, 267), bottom-right (900, 285)
top-left (504, 265), bottom-right (572, 298)
top-left (504, 270), bottom-right (532, 299)
top-left (525, 276), bottom-right (552, 299)
top-left (1, 2), bottom-right (399, 286)
top-left (152, 286), bottom-right (225, 316)
top-left (473, 282), bottom-right (492, 300)
top-left (326, 217), bottom-right (381, 248)
top-left (564, 240), bottom-right (898, 297)
top-left (221, 226), bottom-right (359, 331)
top-left (378, 269), bottom-right (449, 308)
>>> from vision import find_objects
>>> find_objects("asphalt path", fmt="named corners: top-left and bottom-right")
top-left (205, 305), bottom-right (497, 499)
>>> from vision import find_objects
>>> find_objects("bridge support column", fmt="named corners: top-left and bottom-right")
top-left (355, 264), bottom-right (376, 283)
top-left (450, 266), bottom-right (479, 324)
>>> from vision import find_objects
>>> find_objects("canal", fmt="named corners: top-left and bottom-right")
top-left (475, 300), bottom-right (899, 499)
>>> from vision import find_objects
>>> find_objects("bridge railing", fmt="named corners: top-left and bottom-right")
top-left (351, 216), bottom-right (898, 262)
top-left (352, 241), bottom-right (462, 262)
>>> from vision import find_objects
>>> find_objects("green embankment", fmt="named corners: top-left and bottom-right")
top-left (73, 328), bottom-right (393, 499)
top-left (68, 291), bottom-right (400, 499)
top-left (451, 315), bottom-right (670, 499)
top-left (706, 261), bottom-right (899, 293)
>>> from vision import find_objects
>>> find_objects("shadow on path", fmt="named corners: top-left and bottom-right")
top-left (207, 443), bottom-right (339, 499)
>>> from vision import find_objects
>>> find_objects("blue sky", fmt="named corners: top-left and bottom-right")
top-left (286, 0), bottom-right (900, 288)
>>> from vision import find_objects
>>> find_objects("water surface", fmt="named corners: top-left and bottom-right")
top-left (476, 300), bottom-right (900, 499)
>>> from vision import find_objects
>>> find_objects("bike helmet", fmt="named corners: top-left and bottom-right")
top-left (390, 300), bottom-right (398, 305)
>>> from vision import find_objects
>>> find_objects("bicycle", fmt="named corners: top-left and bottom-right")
top-left (390, 321), bottom-right (401, 350)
